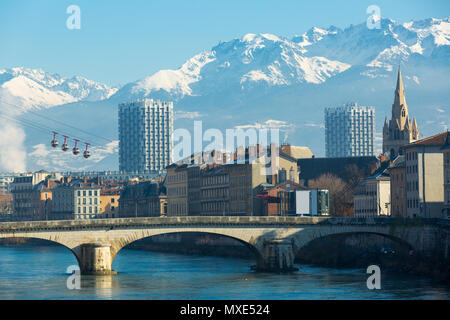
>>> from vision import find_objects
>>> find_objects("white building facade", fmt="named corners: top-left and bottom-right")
top-left (119, 99), bottom-right (174, 174)
top-left (325, 102), bottom-right (375, 158)
top-left (354, 168), bottom-right (391, 217)
top-left (52, 183), bottom-right (101, 220)
top-left (0, 173), bottom-right (15, 193)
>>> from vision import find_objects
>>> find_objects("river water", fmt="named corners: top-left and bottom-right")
top-left (0, 245), bottom-right (448, 300)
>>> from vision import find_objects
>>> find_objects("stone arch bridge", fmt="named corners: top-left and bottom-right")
top-left (0, 216), bottom-right (448, 274)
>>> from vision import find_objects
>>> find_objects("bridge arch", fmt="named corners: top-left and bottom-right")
top-left (289, 229), bottom-right (417, 257)
top-left (109, 230), bottom-right (265, 270)
top-left (0, 235), bottom-right (81, 272)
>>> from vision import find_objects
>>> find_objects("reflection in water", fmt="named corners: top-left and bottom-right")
top-left (0, 245), bottom-right (448, 300)
top-left (80, 275), bottom-right (117, 299)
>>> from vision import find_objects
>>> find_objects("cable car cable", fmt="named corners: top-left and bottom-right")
top-left (0, 99), bottom-right (114, 143)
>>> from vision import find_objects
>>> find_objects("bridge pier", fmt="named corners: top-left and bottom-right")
top-left (75, 243), bottom-right (116, 275)
top-left (256, 239), bottom-right (297, 272)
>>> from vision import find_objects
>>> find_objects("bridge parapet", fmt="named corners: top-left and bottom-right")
top-left (0, 216), bottom-right (448, 232)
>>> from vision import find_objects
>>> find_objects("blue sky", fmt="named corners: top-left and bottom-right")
top-left (1, 0), bottom-right (449, 86)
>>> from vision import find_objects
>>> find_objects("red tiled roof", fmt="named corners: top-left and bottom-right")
top-left (407, 131), bottom-right (448, 147)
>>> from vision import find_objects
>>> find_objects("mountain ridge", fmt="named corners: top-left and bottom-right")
top-left (0, 16), bottom-right (449, 172)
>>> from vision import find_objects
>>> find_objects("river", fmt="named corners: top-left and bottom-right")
top-left (0, 245), bottom-right (448, 300)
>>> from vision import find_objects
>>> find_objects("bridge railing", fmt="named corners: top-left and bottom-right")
top-left (0, 216), bottom-right (448, 232)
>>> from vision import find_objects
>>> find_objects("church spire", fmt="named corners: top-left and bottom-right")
top-left (393, 66), bottom-right (407, 111)
top-left (383, 66), bottom-right (419, 158)
top-left (412, 117), bottom-right (419, 140)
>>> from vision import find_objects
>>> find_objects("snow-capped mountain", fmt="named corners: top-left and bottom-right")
top-left (113, 32), bottom-right (353, 102)
top-left (112, 16), bottom-right (450, 102)
top-left (1, 16), bottom-right (449, 172)
top-left (0, 67), bottom-right (118, 111)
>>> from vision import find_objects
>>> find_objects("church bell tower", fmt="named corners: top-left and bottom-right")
top-left (382, 67), bottom-right (419, 159)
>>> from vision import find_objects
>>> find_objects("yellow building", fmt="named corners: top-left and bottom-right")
top-left (280, 144), bottom-right (314, 159)
top-left (100, 193), bottom-right (120, 218)
top-left (165, 164), bottom-right (189, 216)
top-left (256, 145), bottom-right (300, 184)
top-left (403, 132), bottom-right (447, 218)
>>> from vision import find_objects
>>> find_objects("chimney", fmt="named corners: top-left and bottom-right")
top-left (280, 143), bottom-right (291, 156)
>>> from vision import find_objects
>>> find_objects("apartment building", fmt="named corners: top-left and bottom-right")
top-left (201, 166), bottom-right (230, 215)
top-left (51, 180), bottom-right (101, 220)
top-left (100, 189), bottom-right (121, 218)
top-left (388, 156), bottom-right (407, 217)
top-left (119, 99), bottom-right (174, 174)
top-left (11, 170), bottom-right (62, 221)
top-left (443, 132), bottom-right (450, 217)
top-left (354, 164), bottom-right (391, 217)
top-left (165, 164), bottom-right (189, 216)
top-left (403, 132), bottom-right (447, 218)
top-left (325, 102), bottom-right (375, 157)
top-left (118, 181), bottom-right (166, 217)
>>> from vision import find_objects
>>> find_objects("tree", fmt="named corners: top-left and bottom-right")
top-left (309, 173), bottom-right (352, 216)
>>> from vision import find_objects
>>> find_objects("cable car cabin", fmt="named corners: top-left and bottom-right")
top-left (51, 132), bottom-right (59, 147)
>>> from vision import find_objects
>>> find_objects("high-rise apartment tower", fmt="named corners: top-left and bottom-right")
top-left (119, 99), bottom-right (174, 173)
top-left (325, 102), bottom-right (375, 158)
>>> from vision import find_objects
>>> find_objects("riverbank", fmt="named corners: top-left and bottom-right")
top-left (125, 232), bottom-right (255, 260)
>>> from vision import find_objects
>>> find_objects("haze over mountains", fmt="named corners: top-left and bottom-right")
top-left (0, 16), bottom-right (449, 172)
